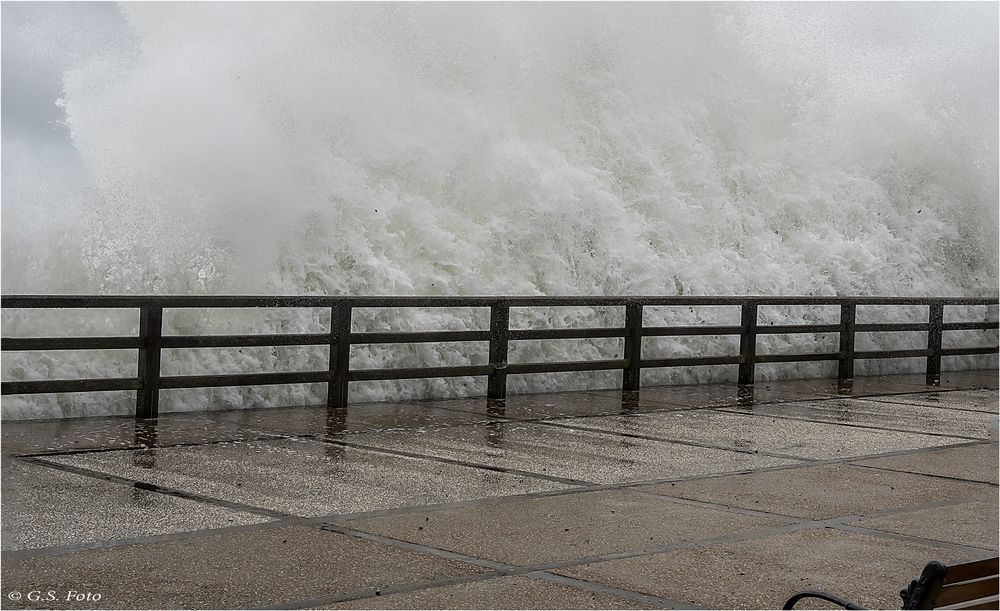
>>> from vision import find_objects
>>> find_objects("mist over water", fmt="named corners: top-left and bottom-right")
top-left (2, 3), bottom-right (997, 417)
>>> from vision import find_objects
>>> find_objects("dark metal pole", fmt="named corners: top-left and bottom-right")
top-left (622, 303), bottom-right (643, 392)
top-left (136, 306), bottom-right (163, 419)
top-left (926, 303), bottom-right (944, 385)
top-left (328, 303), bottom-right (352, 408)
top-left (738, 301), bottom-right (758, 386)
top-left (487, 303), bottom-right (510, 400)
top-left (838, 302), bottom-right (856, 387)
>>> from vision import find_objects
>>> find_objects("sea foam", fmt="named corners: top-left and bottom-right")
top-left (2, 3), bottom-right (997, 418)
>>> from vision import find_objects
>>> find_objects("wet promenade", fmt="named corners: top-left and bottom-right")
top-left (2, 370), bottom-right (998, 610)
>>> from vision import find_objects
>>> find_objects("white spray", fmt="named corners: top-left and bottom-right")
top-left (2, 3), bottom-right (997, 418)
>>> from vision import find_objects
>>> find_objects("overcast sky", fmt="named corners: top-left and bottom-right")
top-left (2, 2), bottom-right (133, 143)
top-left (1, 0), bottom-right (137, 248)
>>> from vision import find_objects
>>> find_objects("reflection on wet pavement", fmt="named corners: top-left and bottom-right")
top-left (45, 439), bottom-right (568, 517)
top-left (2, 370), bottom-right (996, 556)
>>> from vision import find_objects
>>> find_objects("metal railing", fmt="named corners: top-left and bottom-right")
top-left (1, 295), bottom-right (997, 419)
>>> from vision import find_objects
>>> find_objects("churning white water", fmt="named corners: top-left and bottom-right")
top-left (2, 3), bottom-right (997, 418)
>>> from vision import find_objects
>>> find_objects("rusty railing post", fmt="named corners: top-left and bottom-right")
top-left (623, 302), bottom-right (643, 392)
top-left (926, 302), bottom-right (944, 385)
top-left (328, 303), bottom-right (352, 408)
top-left (136, 305), bottom-right (163, 419)
top-left (838, 301), bottom-right (856, 388)
top-left (738, 300), bottom-right (758, 386)
top-left (488, 302), bottom-right (510, 400)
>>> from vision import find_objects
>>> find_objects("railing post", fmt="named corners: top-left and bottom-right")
top-left (623, 303), bottom-right (643, 392)
top-left (488, 303), bottom-right (510, 401)
top-left (328, 303), bottom-right (352, 409)
top-left (738, 301), bottom-right (758, 386)
top-left (838, 302), bottom-right (856, 387)
top-left (136, 306), bottom-right (162, 419)
top-left (926, 302), bottom-right (944, 386)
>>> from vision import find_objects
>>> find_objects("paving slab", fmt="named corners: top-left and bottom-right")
top-left (934, 370), bottom-right (1000, 390)
top-left (851, 442), bottom-right (999, 484)
top-left (209, 401), bottom-right (501, 437)
top-left (554, 528), bottom-right (988, 610)
top-left (1, 525), bottom-right (484, 610)
top-left (556, 410), bottom-right (954, 460)
top-left (864, 389), bottom-right (999, 413)
top-left (344, 422), bottom-right (801, 485)
top-left (0, 413), bottom-right (265, 456)
top-left (1, 402), bottom-right (506, 458)
top-left (45, 439), bottom-right (568, 518)
top-left (586, 383), bottom-right (823, 408)
top-left (404, 391), bottom-right (684, 422)
top-left (636, 463), bottom-right (993, 520)
top-left (849, 499), bottom-right (999, 550)
top-left (337, 488), bottom-right (791, 566)
top-left (720, 397), bottom-right (996, 440)
top-left (841, 371), bottom-right (998, 391)
top-left (1, 459), bottom-right (268, 551)
top-left (759, 371), bottom-right (996, 397)
top-left (764, 371), bottom-right (997, 393)
top-left (314, 575), bottom-right (655, 610)
top-left (763, 374), bottom-right (933, 398)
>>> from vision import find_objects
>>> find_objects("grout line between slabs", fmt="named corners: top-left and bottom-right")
top-left (846, 461), bottom-right (999, 486)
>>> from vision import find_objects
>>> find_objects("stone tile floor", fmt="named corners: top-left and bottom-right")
top-left (1, 370), bottom-right (997, 609)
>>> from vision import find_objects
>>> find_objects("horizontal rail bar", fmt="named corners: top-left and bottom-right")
top-left (940, 346), bottom-right (1000, 356)
top-left (508, 327), bottom-right (627, 340)
top-left (506, 359), bottom-right (628, 375)
top-left (942, 322), bottom-right (1000, 331)
top-left (641, 325), bottom-right (742, 336)
top-left (641, 355), bottom-right (744, 368)
top-left (848, 298), bottom-right (997, 306)
top-left (855, 349), bottom-right (933, 359)
top-left (856, 323), bottom-right (930, 332)
top-left (349, 330), bottom-right (491, 344)
top-left (1, 377), bottom-right (140, 394)
top-left (4, 328), bottom-right (990, 351)
top-left (756, 324), bottom-right (842, 335)
top-left (161, 333), bottom-right (331, 349)
top-left (348, 365), bottom-right (492, 381)
top-left (159, 371), bottom-right (333, 389)
top-left (0, 296), bottom-right (614, 308)
top-left (754, 352), bottom-right (843, 363)
top-left (855, 321), bottom-right (1000, 332)
top-left (3, 295), bottom-right (997, 309)
top-left (2, 296), bottom-right (345, 308)
top-left (1, 336), bottom-right (141, 350)
top-left (2, 295), bottom-right (996, 413)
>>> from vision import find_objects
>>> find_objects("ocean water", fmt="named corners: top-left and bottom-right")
top-left (2, 3), bottom-right (997, 418)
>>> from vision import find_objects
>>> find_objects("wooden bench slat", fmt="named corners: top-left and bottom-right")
top-left (937, 594), bottom-right (1000, 610)
top-left (943, 558), bottom-right (1000, 585)
top-left (936, 576), bottom-right (999, 606)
